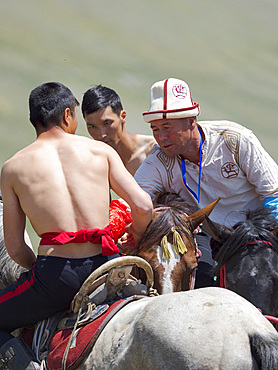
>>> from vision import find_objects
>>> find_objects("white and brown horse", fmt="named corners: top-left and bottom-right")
top-left (135, 192), bottom-right (216, 294)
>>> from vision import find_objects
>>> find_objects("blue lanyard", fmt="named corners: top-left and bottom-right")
top-left (181, 127), bottom-right (203, 205)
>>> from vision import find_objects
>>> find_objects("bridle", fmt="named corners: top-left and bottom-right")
top-left (148, 206), bottom-right (199, 290)
top-left (219, 240), bottom-right (278, 325)
top-left (219, 240), bottom-right (276, 288)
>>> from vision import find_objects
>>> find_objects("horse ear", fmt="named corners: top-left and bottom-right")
top-left (202, 215), bottom-right (233, 243)
top-left (186, 198), bottom-right (221, 231)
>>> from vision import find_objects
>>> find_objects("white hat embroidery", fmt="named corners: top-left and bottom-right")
top-left (143, 78), bottom-right (200, 123)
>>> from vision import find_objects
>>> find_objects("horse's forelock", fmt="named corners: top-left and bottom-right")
top-left (153, 192), bottom-right (197, 215)
top-left (137, 207), bottom-right (194, 253)
top-left (137, 209), bottom-right (172, 252)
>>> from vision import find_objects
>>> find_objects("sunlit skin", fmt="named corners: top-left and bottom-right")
top-left (85, 106), bottom-right (125, 149)
top-left (85, 106), bottom-right (155, 175)
top-left (150, 117), bottom-right (202, 164)
top-left (66, 107), bottom-right (78, 135)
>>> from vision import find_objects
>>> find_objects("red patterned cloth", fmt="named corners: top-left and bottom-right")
top-left (39, 225), bottom-right (119, 256)
top-left (20, 300), bottom-right (126, 370)
top-left (109, 200), bottom-right (133, 243)
top-left (47, 300), bottom-right (125, 369)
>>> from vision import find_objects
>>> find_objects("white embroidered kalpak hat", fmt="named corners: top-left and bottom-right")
top-left (143, 78), bottom-right (200, 123)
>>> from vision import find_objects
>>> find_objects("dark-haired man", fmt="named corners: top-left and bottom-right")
top-left (0, 82), bottom-right (153, 368)
top-left (82, 85), bottom-right (155, 175)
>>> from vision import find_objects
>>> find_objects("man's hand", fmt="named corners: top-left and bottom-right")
top-left (117, 223), bottom-right (139, 255)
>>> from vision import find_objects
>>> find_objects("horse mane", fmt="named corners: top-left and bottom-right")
top-left (137, 192), bottom-right (197, 253)
top-left (215, 207), bottom-right (278, 274)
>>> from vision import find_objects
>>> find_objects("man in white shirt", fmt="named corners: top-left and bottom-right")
top-left (134, 77), bottom-right (278, 288)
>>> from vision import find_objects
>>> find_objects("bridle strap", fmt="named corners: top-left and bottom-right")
top-left (219, 264), bottom-right (228, 289)
top-left (263, 314), bottom-right (278, 324)
top-left (243, 240), bottom-right (273, 247)
top-left (219, 239), bottom-right (276, 289)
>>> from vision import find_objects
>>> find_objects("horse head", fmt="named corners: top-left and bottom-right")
top-left (203, 208), bottom-right (278, 320)
top-left (136, 192), bottom-right (220, 294)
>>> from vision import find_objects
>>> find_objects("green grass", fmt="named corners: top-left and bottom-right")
top-left (1, 0), bottom-right (278, 247)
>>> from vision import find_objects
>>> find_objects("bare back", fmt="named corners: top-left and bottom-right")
top-left (7, 131), bottom-right (111, 235)
top-left (1, 127), bottom-right (152, 266)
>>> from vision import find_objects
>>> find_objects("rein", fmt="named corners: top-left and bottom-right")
top-left (219, 239), bottom-right (278, 325)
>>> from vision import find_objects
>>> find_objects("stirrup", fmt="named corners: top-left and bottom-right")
top-left (0, 337), bottom-right (40, 369)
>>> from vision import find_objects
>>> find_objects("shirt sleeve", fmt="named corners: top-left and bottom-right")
top-left (263, 197), bottom-right (278, 220)
top-left (134, 147), bottom-right (165, 201)
top-left (239, 131), bottom-right (278, 200)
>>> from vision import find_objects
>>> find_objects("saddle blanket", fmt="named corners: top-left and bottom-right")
top-left (51, 299), bottom-right (127, 369)
top-left (21, 299), bottom-right (126, 370)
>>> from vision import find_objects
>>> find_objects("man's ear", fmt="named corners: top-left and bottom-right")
top-left (63, 108), bottom-right (71, 127)
top-left (61, 108), bottom-right (73, 133)
top-left (120, 110), bottom-right (127, 126)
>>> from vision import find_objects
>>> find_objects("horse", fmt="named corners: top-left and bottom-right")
top-left (82, 286), bottom-right (278, 369)
top-left (203, 207), bottom-right (278, 323)
top-left (57, 251), bottom-right (277, 370)
top-left (135, 191), bottom-right (205, 294)
top-left (1, 197), bottom-right (278, 369)
top-left (62, 195), bottom-right (278, 369)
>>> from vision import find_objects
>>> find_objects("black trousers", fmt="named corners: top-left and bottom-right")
top-left (0, 254), bottom-right (107, 345)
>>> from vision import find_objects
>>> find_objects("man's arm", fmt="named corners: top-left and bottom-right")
top-left (107, 147), bottom-right (153, 243)
top-left (134, 145), bottom-right (164, 201)
top-left (1, 164), bottom-right (36, 270)
top-left (263, 197), bottom-right (278, 220)
top-left (240, 132), bottom-right (278, 218)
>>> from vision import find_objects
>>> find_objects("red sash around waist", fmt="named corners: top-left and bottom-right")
top-left (39, 225), bottom-right (119, 256)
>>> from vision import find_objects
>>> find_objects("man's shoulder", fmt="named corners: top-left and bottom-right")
top-left (143, 143), bottom-right (161, 157)
top-left (135, 134), bottom-right (156, 149)
top-left (199, 120), bottom-right (250, 132)
top-left (128, 134), bottom-right (156, 160)
top-left (1, 152), bottom-right (24, 183)
top-left (2, 145), bottom-right (31, 170)
top-left (70, 134), bottom-right (112, 154)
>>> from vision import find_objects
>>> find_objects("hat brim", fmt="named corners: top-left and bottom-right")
top-left (143, 103), bottom-right (200, 123)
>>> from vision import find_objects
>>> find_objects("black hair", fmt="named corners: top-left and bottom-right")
top-left (29, 82), bottom-right (79, 129)
top-left (81, 85), bottom-right (123, 118)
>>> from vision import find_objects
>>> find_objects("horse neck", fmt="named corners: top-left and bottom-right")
top-left (223, 246), bottom-right (278, 317)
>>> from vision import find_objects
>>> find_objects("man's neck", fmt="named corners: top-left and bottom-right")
top-left (36, 125), bottom-right (65, 138)
top-left (116, 131), bottom-right (137, 162)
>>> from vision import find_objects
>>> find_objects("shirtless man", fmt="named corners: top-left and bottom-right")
top-left (0, 82), bottom-right (153, 368)
top-left (81, 85), bottom-right (156, 176)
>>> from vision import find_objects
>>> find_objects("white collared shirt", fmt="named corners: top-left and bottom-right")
top-left (135, 120), bottom-right (278, 227)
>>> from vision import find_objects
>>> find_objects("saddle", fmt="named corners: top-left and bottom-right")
top-left (20, 259), bottom-right (157, 370)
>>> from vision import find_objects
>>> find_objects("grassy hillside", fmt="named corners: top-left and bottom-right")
top-left (1, 0), bottom-right (278, 247)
